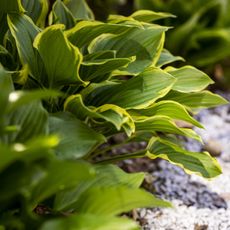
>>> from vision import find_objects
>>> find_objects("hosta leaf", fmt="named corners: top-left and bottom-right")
top-left (131, 10), bottom-right (175, 22)
top-left (0, 136), bottom-right (57, 173)
top-left (0, 66), bottom-right (13, 120)
top-left (0, 0), bottom-right (24, 13)
top-left (135, 115), bottom-right (202, 142)
top-left (94, 164), bottom-right (145, 188)
top-left (63, 0), bottom-right (94, 20)
top-left (73, 185), bottom-right (171, 215)
top-left (33, 24), bottom-right (87, 88)
top-left (0, 0), bottom-right (24, 44)
top-left (81, 56), bottom-right (134, 82)
top-left (40, 214), bottom-right (139, 230)
top-left (7, 89), bottom-right (61, 113)
top-left (166, 66), bottom-right (214, 92)
top-left (30, 160), bottom-right (95, 206)
top-left (0, 45), bottom-right (15, 69)
top-left (88, 25), bottom-right (167, 73)
top-left (54, 164), bottom-right (145, 211)
top-left (164, 90), bottom-right (228, 109)
top-left (7, 14), bottom-right (44, 80)
top-left (2, 101), bottom-right (48, 144)
top-left (11, 64), bottom-right (30, 85)
top-left (86, 68), bottom-right (176, 109)
top-left (66, 20), bottom-right (132, 48)
top-left (83, 50), bottom-right (116, 61)
top-left (49, 112), bottom-right (105, 159)
top-left (21, 0), bottom-right (48, 27)
top-left (131, 100), bottom-right (203, 128)
top-left (65, 94), bottom-right (135, 136)
top-left (0, 16), bottom-right (7, 44)
top-left (146, 137), bottom-right (222, 178)
top-left (52, 0), bottom-right (75, 29)
top-left (157, 49), bottom-right (184, 67)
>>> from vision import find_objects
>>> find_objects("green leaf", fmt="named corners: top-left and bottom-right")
top-left (2, 101), bottom-right (48, 144)
top-left (7, 14), bottom-right (45, 80)
top-left (131, 10), bottom-right (175, 22)
top-left (0, 136), bottom-right (57, 173)
top-left (88, 25), bottom-right (167, 74)
top-left (33, 24), bottom-right (87, 88)
top-left (30, 160), bottom-right (95, 206)
top-left (0, 0), bottom-right (24, 13)
top-left (21, 0), bottom-right (48, 27)
top-left (54, 164), bottom-right (145, 211)
top-left (131, 100), bottom-right (203, 128)
top-left (0, 44), bottom-right (16, 70)
top-left (164, 90), bottom-right (228, 109)
top-left (83, 50), bottom-right (116, 61)
top-left (52, 0), bottom-right (75, 29)
top-left (94, 164), bottom-right (145, 188)
top-left (135, 115), bottom-right (202, 142)
top-left (81, 56), bottom-right (134, 82)
top-left (0, 66), bottom-right (13, 122)
top-left (7, 89), bottom-right (62, 113)
top-left (65, 20), bottom-right (133, 48)
top-left (146, 137), bottom-right (222, 178)
top-left (40, 214), bottom-right (139, 230)
top-left (86, 68), bottom-right (176, 109)
top-left (0, 16), bottom-right (8, 45)
top-left (63, 0), bottom-right (94, 20)
top-left (49, 112), bottom-right (105, 159)
top-left (157, 49), bottom-right (184, 67)
top-left (166, 65), bottom-right (214, 93)
top-left (65, 94), bottom-right (135, 136)
top-left (73, 185), bottom-right (171, 215)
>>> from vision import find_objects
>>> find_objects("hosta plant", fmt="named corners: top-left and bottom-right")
top-left (0, 0), bottom-right (228, 229)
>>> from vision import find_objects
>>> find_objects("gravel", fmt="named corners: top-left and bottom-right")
top-left (137, 93), bottom-right (230, 230)
top-left (151, 160), bottom-right (227, 210)
top-left (141, 200), bottom-right (230, 230)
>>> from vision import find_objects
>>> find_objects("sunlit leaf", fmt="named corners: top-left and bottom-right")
top-left (164, 90), bottom-right (228, 109)
top-left (135, 115), bottom-right (202, 142)
top-left (88, 25), bottom-right (167, 73)
top-left (131, 10), bottom-right (175, 22)
top-left (166, 65), bottom-right (214, 92)
top-left (33, 24), bottom-right (87, 88)
top-left (65, 94), bottom-right (135, 136)
top-left (85, 68), bottom-right (176, 109)
top-left (131, 100), bottom-right (203, 128)
top-left (146, 137), bottom-right (222, 178)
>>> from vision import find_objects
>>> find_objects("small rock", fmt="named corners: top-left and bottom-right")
top-left (203, 139), bottom-right (223, 156)
top-left (176, 120), bottom-right (194, 129)
top-left (194, 224), bottom-right (208, 230)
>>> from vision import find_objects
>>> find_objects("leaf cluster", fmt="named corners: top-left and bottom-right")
top-left (0, 0), bottom-right (227, 229)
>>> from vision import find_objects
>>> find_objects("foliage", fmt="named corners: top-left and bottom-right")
top-left (135, 0), bottom-right (230, 68)
top-left (0, 0), bottom-right (227, 229)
